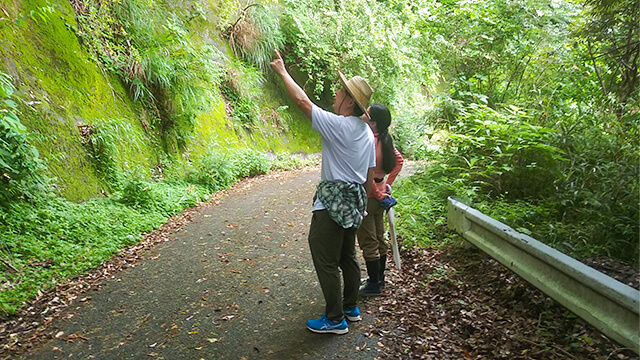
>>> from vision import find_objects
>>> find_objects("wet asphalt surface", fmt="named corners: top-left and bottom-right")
top-left (19, 169), bottom-right (381, 360)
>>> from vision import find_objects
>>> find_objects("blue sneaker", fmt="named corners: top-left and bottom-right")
top-left (306, 315), bottom-right (348, 334)
top-left (343, 307), bottom-right (361, 322)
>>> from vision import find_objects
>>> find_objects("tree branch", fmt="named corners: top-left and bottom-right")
top-left (228, 3), bottom-right (261, 56)
top-left (587, 40), bottom-right (608, 98)
top-left (1, 257), bottom-right (18, 273)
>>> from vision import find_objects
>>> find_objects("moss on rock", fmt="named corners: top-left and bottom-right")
top-left (1, 0), bottom-right (320, 203)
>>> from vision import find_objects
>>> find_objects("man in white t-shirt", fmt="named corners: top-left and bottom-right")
top-left (270, 50), bottom-right (375, 334)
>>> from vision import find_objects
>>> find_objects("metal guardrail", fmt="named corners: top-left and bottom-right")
top-left (447, 196), bottom-right (640, 353)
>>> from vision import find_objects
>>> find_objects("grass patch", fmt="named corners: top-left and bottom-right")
top-left (0, 181), bottom-right (210, 315)
top-left (392, 161), bottom-right (457, 249)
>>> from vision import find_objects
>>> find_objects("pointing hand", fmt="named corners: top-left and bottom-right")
top-left (270, 50), bottom-right (286, 76)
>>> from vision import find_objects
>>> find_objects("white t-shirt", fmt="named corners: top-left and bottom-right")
top-left (311, 104), bottom-right (376, 211)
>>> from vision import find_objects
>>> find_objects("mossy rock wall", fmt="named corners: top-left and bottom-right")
top-left (0, 0), bottom-right (320, 202)
top-left (189, 96), bottom-right (240, 161)
top-left (0, 0), bottom-right (155, 200)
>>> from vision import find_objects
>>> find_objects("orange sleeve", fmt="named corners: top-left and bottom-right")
top-left (385, 147), bottom-right (404, 187)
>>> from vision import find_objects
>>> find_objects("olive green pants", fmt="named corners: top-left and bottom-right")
top-left (308, 210), bottom-right (360, 323)
top-left (356, 198), bottom-right (388, 262)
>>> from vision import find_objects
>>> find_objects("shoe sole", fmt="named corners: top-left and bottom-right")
top-left (307, 326), bottom-right (349, 334)
top-left (345, 314), bottom-right (361, 321)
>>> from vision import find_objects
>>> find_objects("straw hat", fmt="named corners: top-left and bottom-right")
top-left (338, 71), bottom-right (373, 116)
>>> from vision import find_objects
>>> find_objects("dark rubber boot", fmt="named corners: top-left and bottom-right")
top-left (359, 260), bottom-right (381, 296)
top-left (379, 254), bottom-right (387, 289)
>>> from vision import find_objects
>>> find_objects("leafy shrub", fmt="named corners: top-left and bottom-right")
top-left (230, 149), bottom-right (270, 178)
top-left (186, 151), bottom-right (237, 192)
top-left (120, 179), bottom-right (160, 210)
top-left (446, 104), bottom-right (565, 199)
top-left (549, 111), bottom-right (639, 263)
top-left (0, 72), bottom-right (47, 206)
top-left (425, 94), bottom-right (467, 128)
top-left (392, 161), bottom-right (459, 248)
top-left (392, 110), bottom-right (434, 161)
top-left (270, 152), bottom-right (321, 171)
top-left (474, 196), bottom-right (558, 236)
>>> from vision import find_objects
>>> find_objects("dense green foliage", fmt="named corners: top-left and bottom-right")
top-left (446, 104), bottom-right (566, 199)
top-left (0, 73), bottom-right (48, 206)
top-left (420, 0), bottom-right (637, 264)
top-left (262, 0), bottom-right (638, 263)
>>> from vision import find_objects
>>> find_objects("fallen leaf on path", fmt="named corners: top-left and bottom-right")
top-left (67, 333), bottom-right (89, 342)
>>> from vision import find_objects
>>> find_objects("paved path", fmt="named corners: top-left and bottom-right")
top-left (20, 169), bottom-right (380, 360)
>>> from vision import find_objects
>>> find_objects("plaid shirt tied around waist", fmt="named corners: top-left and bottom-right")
top-left (316, 180), bottom-right (368, 229)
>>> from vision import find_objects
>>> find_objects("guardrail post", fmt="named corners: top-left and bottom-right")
top-left (447, 196), bottom-right (640, 354)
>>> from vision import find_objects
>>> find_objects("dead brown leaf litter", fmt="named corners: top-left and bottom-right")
top-left (365, 240), bottom-right (638, 359)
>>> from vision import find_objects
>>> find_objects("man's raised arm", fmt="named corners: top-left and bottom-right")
top-left (270, 50), bottom-right (313, 120)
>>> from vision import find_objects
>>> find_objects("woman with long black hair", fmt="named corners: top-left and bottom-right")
top-left (357, 103), bottom-right (404, 296)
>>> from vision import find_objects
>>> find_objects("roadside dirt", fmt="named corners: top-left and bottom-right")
top-left (1, 165), bottom-right (638, 359)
